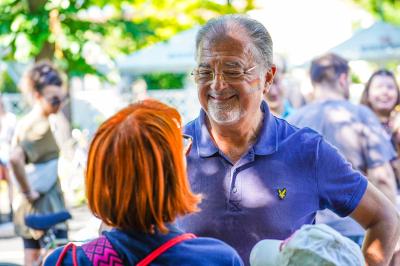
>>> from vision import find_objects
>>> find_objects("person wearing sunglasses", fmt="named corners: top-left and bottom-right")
top-left (9, 61), bottom-right (68, 266)
top-left (44, 99), bottom-right (243, 266)
top-left (178, 14), bottom-right (400, 266)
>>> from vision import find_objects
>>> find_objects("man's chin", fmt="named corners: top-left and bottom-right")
top-left (207, 110), bottom-right (241, 125)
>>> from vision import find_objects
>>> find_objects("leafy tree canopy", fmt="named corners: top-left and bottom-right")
top-left (352, 0), bottom-right (400, 25)
top-left (0, 0), bottom-right (255, 79)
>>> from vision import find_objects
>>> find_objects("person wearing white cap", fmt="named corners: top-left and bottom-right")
top-left (250, 224), bottom-right (364, 266)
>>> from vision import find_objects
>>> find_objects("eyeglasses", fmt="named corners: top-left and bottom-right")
top-left (191, 65), bottom-right (257, 84)
top-left (183, 134), bottom-right (193, 155)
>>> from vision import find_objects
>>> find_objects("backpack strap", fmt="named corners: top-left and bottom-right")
top-left (56, 242), bottom-right (78, 266)
top-left (81, 233), bottom-right (196, 266)
top-left (81, 235), bottom-right (124, 266)
top-left (137, 233), bottom-right (196, 266)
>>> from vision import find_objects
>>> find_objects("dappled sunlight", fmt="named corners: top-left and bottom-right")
top-left (366, 238), bottom-right (385, 263)
top-left (325, 105), bottom-right (355, 123)
top-left (297, 103), bottom-right (394, 172)
top-left (200, 160), bottom-right (220, 176)
top-left (241, 169), bottom-right (275, 208)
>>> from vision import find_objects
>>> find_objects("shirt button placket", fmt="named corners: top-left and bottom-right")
top-left (228, 168), bottom-right (241, 211)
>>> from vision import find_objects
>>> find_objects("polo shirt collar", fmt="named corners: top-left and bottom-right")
top-left (196, 110), bottom-right (219, 157)
top-left (253, 101), bottom-right (278, 155)
top-left (195, 101), bottom-right (278, 157)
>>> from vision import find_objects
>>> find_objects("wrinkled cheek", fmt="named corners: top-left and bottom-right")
top-left (198, 86), bottom-right (209, 110)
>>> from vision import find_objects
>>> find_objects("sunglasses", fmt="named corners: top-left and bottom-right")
top-left (43, 95), bottom-right (67, 107)
top-left (183, 134), bottom-right (193, 155)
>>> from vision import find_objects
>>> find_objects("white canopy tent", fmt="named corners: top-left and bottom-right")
top-left (117, 0), bottom-right (370, 74)
top-left (116, 27), bottom-right (199, 75)
top-left (330, 21), bottom-right (400, 61)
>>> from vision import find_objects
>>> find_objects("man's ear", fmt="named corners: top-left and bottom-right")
top-left (338, 73), bottom-right (348, 87)
top-left (263, 64), bottom-right (277, 94)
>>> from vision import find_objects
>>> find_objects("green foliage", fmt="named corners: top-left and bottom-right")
top-left (0, 0), bottom-right (254, 79)
top-left (351, 72), bottom-right (362, 84)
top-left (142, 72), bottom-right (186, 90)
top-left (352, 0), bottom-right (400, 25)
top-left (0, 70), bottom-right (18, 93)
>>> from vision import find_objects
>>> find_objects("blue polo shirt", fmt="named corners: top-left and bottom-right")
top-left (178, 101), bottom-right (368, 265)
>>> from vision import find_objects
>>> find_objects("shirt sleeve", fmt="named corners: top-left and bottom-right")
top-left (316, 136), bottom-right (368, 217)
top-left (359, 106), bottom-right (397, 168)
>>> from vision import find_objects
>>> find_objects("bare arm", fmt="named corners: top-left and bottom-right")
top-left (351, 182), bottom-right (400, 266)
top-left (9, 146), bottom-right (39, 202)
top-left (366, 162), bottom-right (397, 204)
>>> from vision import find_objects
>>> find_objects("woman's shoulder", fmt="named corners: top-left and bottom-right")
top-left (43, 243), bottom-right (92, 266)
top-left (181, 236), bottom-right (244, 265)
top-left (44, 234), bottom-right (122, 266)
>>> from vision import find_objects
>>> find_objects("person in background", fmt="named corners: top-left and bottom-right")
top-left (0, 94), bottom-right (17, 221)
top-left (264, 76), bottom-right (294, 119)
top-left (263, 55), bottom-right (294, 118)
top-left (178, 14), bottom-right (400, 266)
top-left (287, 54), bottom-right (397, 246)
top-left (360, 69), bottom-right (400, 183)
top-left (10, 61), bottom-right (68, 266)
top-left (44, 99), bottom-right (243, 266)
top-left (360, 69), bottom-right (400, 266)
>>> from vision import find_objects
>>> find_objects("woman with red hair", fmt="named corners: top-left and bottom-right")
top-left (45, 99), bottom-right (243, 265)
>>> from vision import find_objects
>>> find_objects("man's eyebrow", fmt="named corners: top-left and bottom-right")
top-left (224, 61), bottom-right (242, 68)
top-left (198, 63), bottom-right (211, 68)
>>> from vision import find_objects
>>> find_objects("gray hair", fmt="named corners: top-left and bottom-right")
top-left (195, 14), bottom-right (273, 68)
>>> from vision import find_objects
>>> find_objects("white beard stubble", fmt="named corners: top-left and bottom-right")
top-left (207, 97), bottom-right (241, 124)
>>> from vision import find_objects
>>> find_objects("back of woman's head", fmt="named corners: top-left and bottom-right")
top-left (21, 61), bottom-right (63, 94)
top-left (86, 99), bottom-right (200, 233)
top-left (360, 69), bottom-right (400, 109)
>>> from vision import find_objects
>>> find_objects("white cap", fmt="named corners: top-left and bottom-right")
top-left (250, 224), bottom-right (364, 266)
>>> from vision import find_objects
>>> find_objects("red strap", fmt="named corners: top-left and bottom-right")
top-left (56, 242), bottom-right (78, 266)
top-left (137, 233), bottom-right (196, 266)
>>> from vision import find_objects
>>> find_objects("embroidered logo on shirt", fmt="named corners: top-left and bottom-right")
top-left (277, 188), bottom-right (287, 200)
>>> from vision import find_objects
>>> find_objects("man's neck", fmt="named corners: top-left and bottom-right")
top-left (207, 110), bottom-right (263, 163)
top-left (313, 85), bottom-right (346, 102)
top-left (270, 103), bottom-right (284, 117)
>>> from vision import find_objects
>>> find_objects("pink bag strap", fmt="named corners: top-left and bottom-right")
top-left (81, 236), bottom-right (123, 266)
top-left (136, 233), bottom-right (196, 266)
top-left (56, 242), bottom-right (78, 266)
top-left (75, 233), bottom-right (196, 266)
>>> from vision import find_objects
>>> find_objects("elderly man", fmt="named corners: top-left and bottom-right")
top-left (178, 14), bottom-right (400, 266)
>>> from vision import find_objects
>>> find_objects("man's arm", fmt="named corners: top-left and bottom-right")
top-left (366, 162), bottom-right (397, 204)
top-left (351, 181), bottom-right (400, 266)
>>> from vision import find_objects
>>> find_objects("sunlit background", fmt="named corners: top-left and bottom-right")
top-left (0, 0), bottom-right (399, 264)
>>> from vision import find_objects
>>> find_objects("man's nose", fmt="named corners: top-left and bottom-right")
top-left (210, 73), bottom-right (228, 91)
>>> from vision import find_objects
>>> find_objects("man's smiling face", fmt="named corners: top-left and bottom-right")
top-left (196, 29), bottom-right (267, 126)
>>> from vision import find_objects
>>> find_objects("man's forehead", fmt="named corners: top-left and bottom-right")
top-left (197, 33), bottom-right (257, 65)
top-left (198, 61), bottom-right (243, 68)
